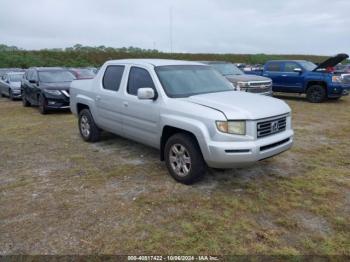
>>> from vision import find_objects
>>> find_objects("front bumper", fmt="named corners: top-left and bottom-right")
top-left (44, 93), bottom-right (70, 109)
top-left (204, 130), bottom-right (294, 168)
top-left (11, 89), bottom-right (22, 98)
top-left (328, 83), bottom-right (350, 98)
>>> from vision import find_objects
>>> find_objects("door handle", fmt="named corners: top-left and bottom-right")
top-left (282, 75), bottom-right (287, 77)
top-left (123, 101), bottom-right (128, 107)
top-left (96, 95), bottom-right (101, 101)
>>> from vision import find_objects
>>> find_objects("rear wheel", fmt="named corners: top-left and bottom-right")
top-left (22, 92), bottom-right (30, 107)
top-left (78, 109), bottom-right (101, 142)
top-left (38, 94), bottom-right (48, 114)
top-left (306, 85), bottom-right (326, 103)
top-left (164, 133), bottom-right (207, 184)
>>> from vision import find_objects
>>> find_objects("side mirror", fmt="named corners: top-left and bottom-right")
top-left (293, 68), bottom-right (303, 73)
top-left (29, 79), bottom-right (37, 84)
top-left (137, 87), bottom-right (156, 100)
top-left (6, 80), bottom-right (10, 84)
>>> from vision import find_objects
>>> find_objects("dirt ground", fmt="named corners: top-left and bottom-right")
top-left (0, 95), bottom-right (349, 255)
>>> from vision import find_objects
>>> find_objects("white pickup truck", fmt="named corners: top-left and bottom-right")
top-left (70, 59), bottom-right (294, 184)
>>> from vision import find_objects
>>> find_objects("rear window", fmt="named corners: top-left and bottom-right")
top-left (102, 65), bottom-right (125, 92)
top-left (266, 63), bottom-right (281, 72)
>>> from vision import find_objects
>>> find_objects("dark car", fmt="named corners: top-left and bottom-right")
top-left (69, 68), bottom-right (96, 79)
top-left (21, 67), bottom-right (76, 114)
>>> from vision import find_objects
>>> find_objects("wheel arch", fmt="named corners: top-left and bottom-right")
top-left (305, 80), bottom-right (327, 93)
top-left (160, 125), bottom-right (206, 162)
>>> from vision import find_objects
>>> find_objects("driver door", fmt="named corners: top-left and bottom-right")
top-left (121, 66), bottom-right (160, 148)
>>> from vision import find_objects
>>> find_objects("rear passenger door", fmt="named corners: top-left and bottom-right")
top-left (95, 65), bottom-right (125, 135)
top-left (121, 66), bottom-right (160, 148)
top-left (263, 62), bottom-right (285, 92)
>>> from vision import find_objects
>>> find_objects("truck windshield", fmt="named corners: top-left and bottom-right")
top-left (210, 63), bottom-right (244, 76)
top-left (299, 61), bottom-right (317, 71)
top-left (155, 65), bottom-right (234, 98)
top-left (39, 70), bottom-right (76, 83)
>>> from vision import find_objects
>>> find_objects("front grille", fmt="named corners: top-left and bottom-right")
top-left (249, 81), bottom-right (272, 87)
top-left (246, 81), bottom-right (272, 93)
top-left (257, 116), bottom-right (287, 138)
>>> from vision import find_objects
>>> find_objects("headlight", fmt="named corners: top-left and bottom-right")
top-left (332, 76), bottom-right (342, 83)
top-left (237, 82), bottom-right (249, 88)
top-left (44, 89), bottom-right (62, 95)
top-left (216, 120), bottom-right (246, 135)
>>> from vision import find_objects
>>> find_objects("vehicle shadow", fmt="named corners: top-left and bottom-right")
top-left (273, 94), bottom-right (346, 104)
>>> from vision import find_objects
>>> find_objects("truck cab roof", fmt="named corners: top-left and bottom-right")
top-left (106, 59), bottom-right (206, 67)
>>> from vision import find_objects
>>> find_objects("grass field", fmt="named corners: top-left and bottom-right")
top-left (0, 95), bottom-right (349, 255)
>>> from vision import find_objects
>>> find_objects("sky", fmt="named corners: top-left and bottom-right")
top-left (0, 0), bottom-right (349, 55)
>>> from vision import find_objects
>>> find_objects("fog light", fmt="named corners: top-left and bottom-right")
top-left (48, 101), bottom-right (56, 105)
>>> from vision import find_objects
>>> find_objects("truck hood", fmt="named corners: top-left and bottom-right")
top-left (226, 74), bottom-right (271, 83)
top-left (40, 82), bottom-right (72, 90)
top-left (186, 91), bottom-right (290, 120)
top-left (314, 53), bottom-right (349, 71)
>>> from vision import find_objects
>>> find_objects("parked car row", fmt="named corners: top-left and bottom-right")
top-left (1, 55), bottom-right (348, 184)
top-left (0, 67), bottom-right (97, 113)
top-left (245, 54), bottom-right (350, 102)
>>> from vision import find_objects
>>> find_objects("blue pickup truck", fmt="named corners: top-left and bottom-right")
top-left (252, 54), bottom-right (350, 102)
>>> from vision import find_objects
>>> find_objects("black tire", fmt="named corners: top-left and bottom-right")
top-left (78, 109), bottom-right (101, 142)
top-left (306, 85), bottom-right (326, 103)
top-left (0, 92), bottom-right (4, 97)
top-left (22, 92), bottom-right (30, 107)
top-left (38, 94), bottom-right (48, 114)
top-left (9, 89), bottom-right (14, 101)
top-left (164, 133), bottom-right (207, 184)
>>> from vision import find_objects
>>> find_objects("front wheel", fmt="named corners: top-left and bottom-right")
top-left (78, 109), bottom-right (101, 142)
top-left (164, 133), bottom-right (207, 184)
top-left (22, 92), bottom-right (30, 107)
top-left (9, 89), bottom-right (14, 101)
top-left (38, 94), bottom-right (48, 114)
top-left (306, 85), bottom-right (326, 103)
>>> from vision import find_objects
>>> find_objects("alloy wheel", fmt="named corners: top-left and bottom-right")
top-left (169, 144), bottom-right (192, 177)
top-left (80, 115), bottom-right (91, 138)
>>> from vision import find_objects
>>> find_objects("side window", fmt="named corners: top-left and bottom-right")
top-left (28, 70), bottom-right (35, 81)
top-left (284, 62), bottom-right (299, 72)
top-left (266, 63), bottom-right (281, 72)
top-left (102, 65), bottom-right (125, 91)
top-left (33, 71), bottom-right (38, 81)
top-left (127, 67), bottom-right (155, 96)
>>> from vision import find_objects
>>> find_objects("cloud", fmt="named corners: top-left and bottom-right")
top-left (0, 0), bottom-right (349, 55)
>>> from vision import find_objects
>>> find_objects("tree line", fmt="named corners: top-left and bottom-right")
top-left (0, 43), bottom-right (334, 68)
